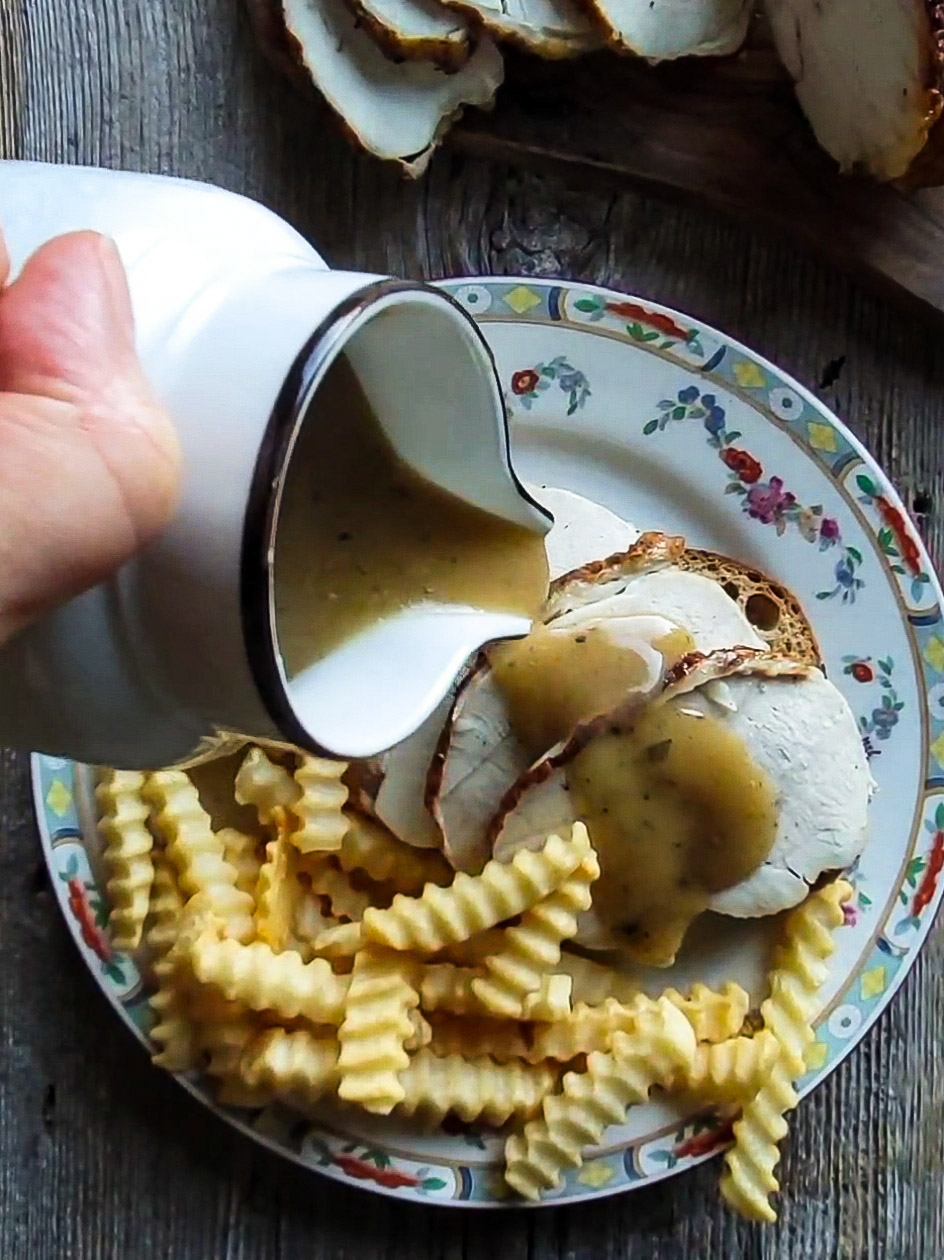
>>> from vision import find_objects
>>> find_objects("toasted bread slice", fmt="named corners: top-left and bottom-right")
top-left (678, 548), bottom-right (822, 668)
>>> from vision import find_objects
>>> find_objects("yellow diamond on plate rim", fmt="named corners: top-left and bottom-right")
top-left (805, 1041), bottom-right (829, 1072)
top-left (46, 779), bottom-right (72, 818)
top-left (860, 965), bottom-right (887, 1001)
top-left (807, 422), bottom-right (838, 453)
top-left (503, 285), bottom-right (542, 315)
top-left (931, 730), bottom-right (944, 769)
top-left (577, 1160), bottom-right (616, 1189)
top-left (925, 635), bottom-right (944, 675)
top-left (733, 360), bottom-right (766, 389)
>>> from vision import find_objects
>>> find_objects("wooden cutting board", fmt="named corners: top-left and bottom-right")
top-left (451, 28), bottom-right (944, 325)
top-left (248, 3), bottom-right (944, 324)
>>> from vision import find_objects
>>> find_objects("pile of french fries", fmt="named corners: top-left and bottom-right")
top-left (96, 750), bottom-right (851, 1221)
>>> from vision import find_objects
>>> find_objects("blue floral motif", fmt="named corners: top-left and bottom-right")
top-left (842, 656), bottom-right (903, 756)
top-left (644, 385), bottom-right (864, 602)
top-left (509, 356), bottom-right (590, 416)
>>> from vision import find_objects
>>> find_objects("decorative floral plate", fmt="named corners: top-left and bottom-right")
top-left (33, 278), bottom-right (944, 1207)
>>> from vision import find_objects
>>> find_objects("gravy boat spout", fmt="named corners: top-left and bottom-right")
top-left (246, 280), bottom-right (553, 761)
top-left (285, 607), bottom-right (534, 760)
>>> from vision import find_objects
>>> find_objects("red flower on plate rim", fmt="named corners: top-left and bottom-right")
top-left (511, 369), bottom-right (540, 396)
top-left (332, 1154), bottom-right (419, 1189)
top-left (67, 877), bottom-right (112, 963)
top-left (850, 661), bottom-right (875, 683)
top-left (605, 301), bottom-right (689, 340)
top-left (720, 447), bottom-right (763, 484)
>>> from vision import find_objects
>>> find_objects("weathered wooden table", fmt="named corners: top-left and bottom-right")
top-left (2, 2), bottom-right (944, 1257)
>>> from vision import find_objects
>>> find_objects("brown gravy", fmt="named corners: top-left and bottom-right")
top-left (490, 618), bottom-right (778, 966)
top-left (274, 355), bottom-right (549, 677)
top-left (490, 623), bottom-right (694, 759)
top-left (569, 700), bottom-right (778, 966)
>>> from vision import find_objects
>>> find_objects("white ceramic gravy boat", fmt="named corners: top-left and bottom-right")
top-left (0, 161), bottom-right (551, 767)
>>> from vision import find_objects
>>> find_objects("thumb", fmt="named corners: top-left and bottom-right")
top-left (0, 229), bottom-right (181, 642)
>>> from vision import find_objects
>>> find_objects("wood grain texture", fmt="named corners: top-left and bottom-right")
top-left (453, 38), bottom-right (944, 328)
top-left (1, 1), bottom-right (943, 1258)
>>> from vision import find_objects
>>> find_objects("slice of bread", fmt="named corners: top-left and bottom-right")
top-left (679, 547), bottom-right (822, 668)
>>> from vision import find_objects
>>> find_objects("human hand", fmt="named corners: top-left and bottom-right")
top-left (0, 227), bottom-right (181, 647)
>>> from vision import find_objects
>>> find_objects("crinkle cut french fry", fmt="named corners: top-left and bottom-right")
top-left (363, 827), bottom-right (589, 953)
top-left (473, 830), bottom-right (598, 1018)
top-left (337, 812), bottom-right (452, 894)
top-left (96, 768), bottom-right (155, 952)
top-left (504, 998), bottom-right (696, 1200)
top-left (398, 1050), bottom-right (557, 1129)
top-left (676, 1030), bottom-right (780, 1104)
top-left (530, 995), bottom-right (651, 1062)
top-left (530, 981), bottom-right (747, 1061)
top-left (179, 912), bottom-right (349, 1024)
top-left (145, 850), bottom-right (186, 963)
top-left (219, 828), bottom-right (263, 906)
top-left (761, 880), bottom-right (852, 1077)
top-left (149, 981), bottom-right (198, 1073)
top-left (337, 947), bottom-right (419, 1114)
top-left (720, 1061), bottom-right (798, 1224)
top-left (551, 950), bottom-right (642, 1007)
top-left (143, 770), bottom-right (254, 942)
top-left (287, 756), bottom-right (349, 854)
top-left (239, 1028), bottom-right (339, 1104)
top-left (720, 879), bottom-right (852, 1223)
top-left (146, 852), bottom-right (195, 1071)
top-left (306, 859), bottom-right (371, 922)
top-left (427, 1013), bottom-right (532, 1064)
top-left (420, 963), bottom-right (570, 1021)
top-left (255, 830), bottom-right (301, 950)
top-left (313, 920), bottom-right (363, 960)
top-left (234, 747), bottom-right (299, 825)
top-left (664, 982), bottom-right (751, 1044)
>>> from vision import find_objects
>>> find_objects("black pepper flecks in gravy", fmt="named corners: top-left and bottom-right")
top-left (569, 699), bottom-right (778, 966)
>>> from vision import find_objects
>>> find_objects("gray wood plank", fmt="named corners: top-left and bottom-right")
top-left (1, 1), bottom-right (943, 1257)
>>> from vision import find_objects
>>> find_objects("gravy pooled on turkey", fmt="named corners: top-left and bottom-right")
top-left (490, 632), bottom-right (778, 966)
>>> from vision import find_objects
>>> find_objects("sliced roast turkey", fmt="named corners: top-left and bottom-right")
top-left (347, 0), bottom-right (473, 70)
top-left (489, 648), bottom-right (873, 965)
top-left (584, 0), bottom-right (753, 60)
top-left (427, 532), bottom-right (770, 873)
top-left (279, 0), bottom-right (503, 176)
top-left (764, 0), bottom-right (944, 185)
top-left (440, 0), bottom-right (601, 57)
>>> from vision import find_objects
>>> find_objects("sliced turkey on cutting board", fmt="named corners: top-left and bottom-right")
top-left (439, 0), bottom-right (600, 57)
top-left (764, 0), bottom-right (944, 184)
top-left (279, 0), bottom-right (504, 176)
top-left (346, 0), bottom-right (473, 70)
top-left (583, 0), bottom-right (753, 59)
